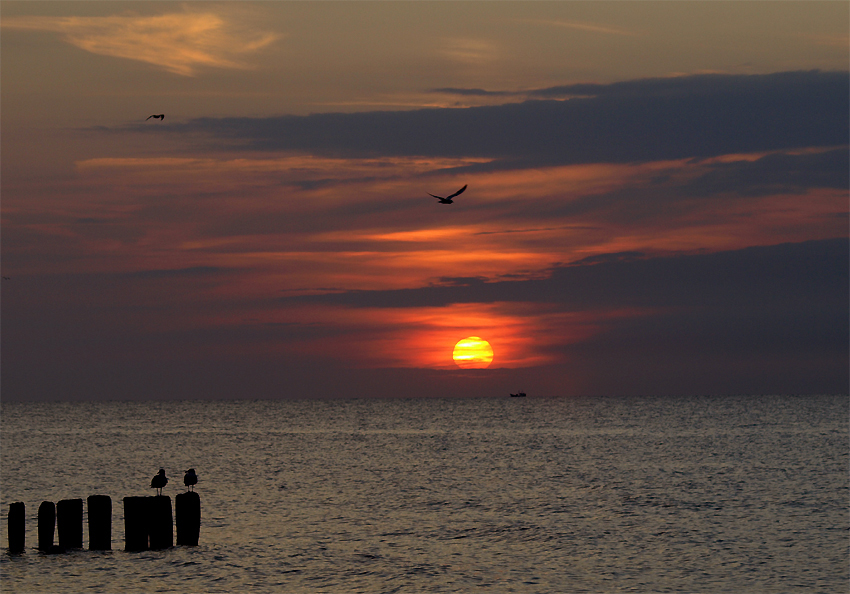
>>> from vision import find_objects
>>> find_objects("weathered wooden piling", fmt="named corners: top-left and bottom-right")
top-left (87, 495), bottom-right (112, 550)
top-left (7, 502), bottom-right (25, 554)
top-left (57, 498), bottom-right (84, 549)
top-left (175, 491), bottom-right (200, 546)
top-left (37, 501), bottom-right (56, 552)
top-left (148, 496), bottom-right (173, 550)
top-left (123, 496), bottom-right (149, 551)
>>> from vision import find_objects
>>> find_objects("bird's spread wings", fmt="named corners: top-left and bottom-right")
top-left (428, 193), bottom-right (442, 199)
top-left (447, 184), bottom-right (467, 199)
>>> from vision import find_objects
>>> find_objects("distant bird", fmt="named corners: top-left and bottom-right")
top-left (146, 114), bottom-right (165, 121)
top-left (183, 469), bottom-right (198, 492)
top-left (150, 468), bottom-right (168, 495)
top-left (2, 277), bottom-right (9, 280)
top-left (429, 184), bottom-right (467, 204)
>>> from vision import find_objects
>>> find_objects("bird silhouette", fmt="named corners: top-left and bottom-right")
top-left (429, 184), bottom-right (467, 204)
top-left (146, 114), bottom-right (165, 121)
top-left (183, 469), bottom-right (198, 492)
top-left (2, 277), bottom-right (9, 280)
top-left (150, 468), bottom-right (168, 495)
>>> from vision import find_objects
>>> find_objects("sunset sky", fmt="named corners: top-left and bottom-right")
top-left (2, 1), bottom-right (847, 401)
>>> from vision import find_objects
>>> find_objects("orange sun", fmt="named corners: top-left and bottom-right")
top-left (452, 336), bottom-right (494, 369)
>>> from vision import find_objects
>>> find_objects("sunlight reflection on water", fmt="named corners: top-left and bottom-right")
top-left (1, 395), bottom-right (847, 593)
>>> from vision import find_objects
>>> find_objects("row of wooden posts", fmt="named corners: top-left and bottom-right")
top-left (7, 492), bottom-right (200, 554)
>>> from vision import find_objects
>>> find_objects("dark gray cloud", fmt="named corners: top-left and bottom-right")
top-left (120, 266), bottom-right (224, 280)
top-left (281, 238), bottom-right (848, 312)
top-left (453, 147), bottom-right (849, 229)
top-left (682, 147), bottom-right (849, 197)
top-left (526, 71), bottom-right (841, 99)
top-left (430, 87), bottom-right (514, 97)
top-left (167, 71), bottom-right (847, 166)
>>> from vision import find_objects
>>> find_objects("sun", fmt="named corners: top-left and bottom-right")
top-left (452, 336), bottom-right (494, 369)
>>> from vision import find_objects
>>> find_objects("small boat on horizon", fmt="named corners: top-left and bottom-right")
top-left (510, 392), bottom-right (526, 398)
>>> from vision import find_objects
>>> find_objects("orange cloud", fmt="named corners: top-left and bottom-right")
top-left (3, 11), bottom-right (279, 76)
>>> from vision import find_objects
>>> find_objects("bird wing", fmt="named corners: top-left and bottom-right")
top-left (428, 193), bottom-right (444, 200)
top-left (146, 115), bottom-right (153, 120)
top-left (159, 115), bottom-right (164, 120)
top-left (447, 184), bottom-right (467, 199)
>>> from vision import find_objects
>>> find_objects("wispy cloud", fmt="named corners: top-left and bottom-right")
top-left (520, 18), bottom-right (640, 37)
top-left (2, 10), bottom-right (279, 76)
top-left (437, 38), bottom-right (499, 65)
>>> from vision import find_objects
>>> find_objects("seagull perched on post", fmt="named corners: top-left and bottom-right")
top-left (145, 114), bottom-right (165, 121)
top-left (183, 469), bottom-right (198, 492)
top-left (150, 468), bottom-right (168, 495)
top-left (429, 184), bottom-right (467, 204)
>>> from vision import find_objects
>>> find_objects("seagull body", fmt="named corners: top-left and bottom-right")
top-left (146, 114), bottom-right (165, 121)
top-left (151, 468), bottom-right (168, 495)
top-left (429, 184), bottom-right (467, 204)
top-left (183, 469), bottom-right (198, 491)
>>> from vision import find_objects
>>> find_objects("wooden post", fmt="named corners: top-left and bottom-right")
top-left (123, 496), bottom-right (149, 551)
top-left (37, 501), bottom-right (56, 552)
top-left (7, 502), bottom-right (25, 554)
top-left (176, 492), bottom-right (200, 546)
top-left (149, 496), bottom-right (173, 550)
top-left (57, 498), bottom-right (83, 549)
top-left (87, 495), bottom-right (111, 550)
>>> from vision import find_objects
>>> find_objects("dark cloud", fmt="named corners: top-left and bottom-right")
top-left (465, 147), bottom-right (850, 228)
top-left (281, 238), bottom-right (848, 312)
top-left (167, 71), bottom-right (847, 166)
top-left (120, 266), bottom-right (224, 280)
top-left (682, 147), bottom-right (849, 197)
top-left (525, 71), bottom-right (841, 99)
top-left (430, 87), bottom-right (514, 97)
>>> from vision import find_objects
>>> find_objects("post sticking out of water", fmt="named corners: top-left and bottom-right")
top-left (87, 495), bottom-right (112, 550)
top-left (123, 496), bottom-right (149, 551)
top-left (149, 496), bottom-right (173, 550)
top-left (7, 502), bottom-right (25, 554)
top-left (175, 491), bottom-right (201, 546)
top-left (57, 498), bottom-right (83, 549)
top-left (37, 501), bottom-right (56, 552)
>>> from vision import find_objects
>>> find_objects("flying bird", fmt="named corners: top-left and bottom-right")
top-left (183, 469), bottom-right (198, 492)
top-left (2, 277), bottom-right (9, 280)
top-left (150, 468), bottom-right (168, 495)
top-left (429, 184), bottom-right (467, 204)
top-left (146, 114), bottom-right (165, 121)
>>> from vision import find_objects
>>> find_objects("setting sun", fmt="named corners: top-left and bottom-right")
top-left (452, 337), bottom-right (494, 369)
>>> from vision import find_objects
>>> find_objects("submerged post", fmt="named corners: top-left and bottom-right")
top-left (57, 498), bottom-right (83, 549)
top-left (149, 496), bottom-right (173, 550)
top-left (37, 501), bottom-right (56, 552)
top-left (7, 502), bottom-right (25, 554)
top-left (175, 492), bottom-right (200, 546)
top-left (87, 495), bottom-right (112, 550)
top-left (123, 496), bottom-right (149, 551)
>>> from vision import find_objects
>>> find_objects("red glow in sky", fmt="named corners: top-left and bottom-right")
top-left (1, 2), bottom-right (847, 400)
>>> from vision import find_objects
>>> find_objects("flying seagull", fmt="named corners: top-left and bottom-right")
top-left (183, 469), bottom-right (198, 492)
top-left (146, 114), bottom-right (165, 121)
top-left (150, 468), bottom-right (168, 495)
top-left (429, 184), bottom-right (467, 204)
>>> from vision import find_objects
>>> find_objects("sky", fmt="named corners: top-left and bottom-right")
top-left (1, 1), bottom-right (848, 402)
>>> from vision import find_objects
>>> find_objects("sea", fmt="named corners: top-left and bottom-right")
top-left (1, 394), bottom-right (847, 593)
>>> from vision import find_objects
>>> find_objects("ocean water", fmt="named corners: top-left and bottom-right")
top-left (1, 395), bottom-right (847, 593)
